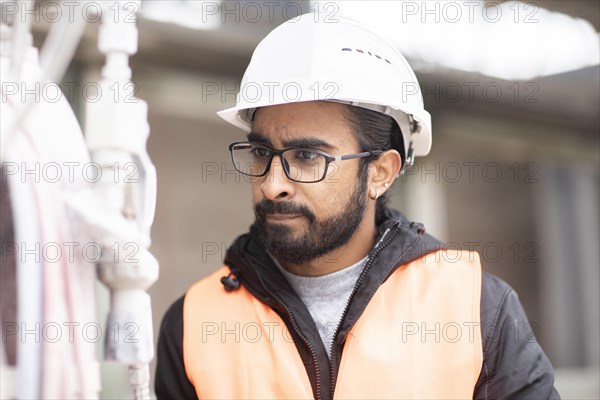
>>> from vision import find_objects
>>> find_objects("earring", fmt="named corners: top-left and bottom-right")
top-left (370, 188), bottom-right (380, 200)
top-left (384, 182), bottom-right (389, 188)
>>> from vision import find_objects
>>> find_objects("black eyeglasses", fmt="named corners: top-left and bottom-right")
top-left (228, 142), bottom-right (381, 183)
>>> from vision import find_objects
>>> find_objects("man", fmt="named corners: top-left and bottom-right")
top-left (155, 13), bottom-right (559, 399)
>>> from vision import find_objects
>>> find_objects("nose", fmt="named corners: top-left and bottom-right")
top-left (259, 155), bottom-right (295, 200)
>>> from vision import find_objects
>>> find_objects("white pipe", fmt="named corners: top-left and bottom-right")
top-left (86, 2), bottom-right (158, 399)
top-left (1, 1), bottom-right (89, 157)
top-left (39, 1), bottom-right (89, 83)
top-left (9, 0), bottom-right (32, 81)
top-left (129, 364), bottom-right (151, 400)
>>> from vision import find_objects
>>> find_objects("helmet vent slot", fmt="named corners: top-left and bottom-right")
top-left (340, 48), bottom-right (392, 65)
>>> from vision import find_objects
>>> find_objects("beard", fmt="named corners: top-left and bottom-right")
top-left (252, 169), bottom-right (368, 265)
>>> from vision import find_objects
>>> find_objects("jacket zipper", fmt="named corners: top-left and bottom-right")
top-left (248, 257), bottom-right (323, 400)
top-left (328, 222), bottom-right (402, 398)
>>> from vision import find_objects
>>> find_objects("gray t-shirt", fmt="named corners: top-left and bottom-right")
top-left (273, 256), bottom-right (368, 358)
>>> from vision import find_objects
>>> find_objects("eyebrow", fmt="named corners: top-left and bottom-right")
top-left (247, 132), bottom-right (337, 151)
top-left (247, 132), bottom-right (272, 146)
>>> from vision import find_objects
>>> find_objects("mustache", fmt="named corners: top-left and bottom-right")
top-left (254, 200), bottom-right (316, 223)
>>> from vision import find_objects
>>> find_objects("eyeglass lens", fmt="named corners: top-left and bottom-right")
top-left (231, 143), bottom-right (328, 182)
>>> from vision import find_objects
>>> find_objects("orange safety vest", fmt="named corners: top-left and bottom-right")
top-left (183, 249), bottom-right (483, 399)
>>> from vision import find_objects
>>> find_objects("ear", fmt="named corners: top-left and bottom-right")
top-left (368, 150), bottom-right (402, 199)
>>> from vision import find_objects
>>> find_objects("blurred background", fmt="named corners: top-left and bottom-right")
top-left (27, 0), bottom-right (599, 398)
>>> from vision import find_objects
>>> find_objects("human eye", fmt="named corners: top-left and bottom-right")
top-left (250, 145), bottom-right (271, 159)
top-left (295, 149), bottom-right (320, 161)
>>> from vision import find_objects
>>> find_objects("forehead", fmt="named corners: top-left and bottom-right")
top-left (250, 101), bottom-right (358, 151)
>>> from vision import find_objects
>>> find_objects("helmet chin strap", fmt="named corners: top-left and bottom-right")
top-left (399, 141), bottom-right (414, 176)
top-left (244, 107), bottom-right (257, 122)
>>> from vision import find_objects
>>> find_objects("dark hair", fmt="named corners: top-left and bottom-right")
top-left (342, 105), bottom-right (405, 224)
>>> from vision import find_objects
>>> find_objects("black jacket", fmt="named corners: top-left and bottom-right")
top-left (156, 209), bottom-right (560, 399)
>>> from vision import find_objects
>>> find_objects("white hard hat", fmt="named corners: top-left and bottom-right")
top-left (217, 13), bottom-right (432, 163)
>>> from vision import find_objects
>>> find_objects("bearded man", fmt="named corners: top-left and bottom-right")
top-left (155, 13), bottom-right (559, 400)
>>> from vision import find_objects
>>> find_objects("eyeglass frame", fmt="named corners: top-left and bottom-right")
top-left (228, 141), bottom-right (383, 183)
